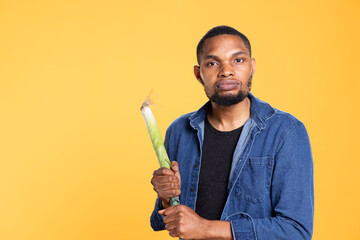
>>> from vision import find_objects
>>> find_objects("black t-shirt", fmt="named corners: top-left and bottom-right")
top-left (195, 117), bottom-right (243, 220)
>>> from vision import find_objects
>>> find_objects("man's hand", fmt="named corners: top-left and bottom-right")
top-left (159, 205), bottom-right (233, 240)
top-left (158, 204), bottom-right (209, 239)
top-left (151, 161), bottom-right (181, 208)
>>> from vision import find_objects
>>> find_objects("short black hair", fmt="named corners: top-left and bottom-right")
top-left (196, 25), bottom-right (251, 65)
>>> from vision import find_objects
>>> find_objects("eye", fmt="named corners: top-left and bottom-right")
top-left (206, 61), bottom-right (218, 67)
top-left (235, 58), bottom-right (244, 63)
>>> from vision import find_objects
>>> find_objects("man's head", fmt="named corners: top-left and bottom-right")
top-left (196, 25), bottom-right (251, 65)
top-left (194, 26), bottom-right (256, 107)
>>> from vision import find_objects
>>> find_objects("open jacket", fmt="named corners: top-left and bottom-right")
top-left (150, 93), bottom-right (314, 240)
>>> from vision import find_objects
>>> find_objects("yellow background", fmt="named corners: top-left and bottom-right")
top-left (1, 0), bottom-right (359, 239)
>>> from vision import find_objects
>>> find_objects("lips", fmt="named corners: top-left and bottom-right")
top-left (215, 79), bottom-right (240, 91)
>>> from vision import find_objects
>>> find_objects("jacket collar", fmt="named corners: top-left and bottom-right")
top-left (189, 92), bottom-right (276, 130)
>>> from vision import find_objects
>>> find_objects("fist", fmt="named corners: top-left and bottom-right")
top-left (159, 204), bottom-right (209, 239)
top-left (151, 161), bottom-right (181, 208)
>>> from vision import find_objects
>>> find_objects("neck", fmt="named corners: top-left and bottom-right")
top-left (207, 97), bottom-right (251, 131)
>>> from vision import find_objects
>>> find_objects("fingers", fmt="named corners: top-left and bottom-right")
top-left (159, 207), bottom-right (181, 234)
top-left (151, 166), bottom-right (181, 205)
top-left (158, 205), bottom-right (184, 218)
top-left (161, 205), bottom-right (208, 239)
top-left (171, 161), bottom-right (181, 186)
top-left (152, 163), bottom-right (180, 184)
top-left (154, 187), bottom-right (181, 200)
top-left (158, 205), bottom-right (191, 239)
top-left (151, 169), bottom-right (180, 191)
top-left (158, 209), bottom-right (165, 215)
top-left (151, 175), bottom-right (181, 197)
top-left (171, 161), bottom-right (179, 172)
top-left (153, 167), bottom-right (175, 177)
top-left (159, 209), bottom-right (178, 236)
top-left (152, 174), bottom-right (179, 185)
top-left (151, 163), bottom-right (181, 207)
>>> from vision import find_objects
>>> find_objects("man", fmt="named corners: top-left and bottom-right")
top-left (150, 25), bottom-right (314, 240)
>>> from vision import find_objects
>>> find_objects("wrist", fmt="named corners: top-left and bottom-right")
top-left (204, 220), bottom-right (232, 240)
top-left (161, 199), bottom-right (170, 209)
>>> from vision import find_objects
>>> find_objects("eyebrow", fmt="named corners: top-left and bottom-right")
top-left (203, 54), bottom-right (220, 61)
top-left (203, 51), bottom-right (247, 61)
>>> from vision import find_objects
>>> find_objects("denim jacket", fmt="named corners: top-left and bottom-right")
top-left (150, 93), bottom-right (314, 240)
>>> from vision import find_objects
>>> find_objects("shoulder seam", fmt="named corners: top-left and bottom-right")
top-left (275, 121), bottom-right (303, 155)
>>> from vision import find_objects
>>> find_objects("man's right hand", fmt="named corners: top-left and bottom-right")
top-left (151, 161), bottom-right (181, 209)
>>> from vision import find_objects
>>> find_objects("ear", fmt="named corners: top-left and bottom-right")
top-left (194, 65), bottom-right (204, 85)
top-left (250, 58), bottom-right (256, 75)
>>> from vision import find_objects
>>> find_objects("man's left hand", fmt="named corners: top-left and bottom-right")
top-left (158, 204), bottom-right (209, 239)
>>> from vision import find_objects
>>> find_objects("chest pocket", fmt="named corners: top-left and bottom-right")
top-left (235, 157), bottom-right (274, 204)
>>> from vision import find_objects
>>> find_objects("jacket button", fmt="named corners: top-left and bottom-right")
top-left (194, 164), bottom-right (198, 168)
top-left (190, 187), bottom-right (195, 192)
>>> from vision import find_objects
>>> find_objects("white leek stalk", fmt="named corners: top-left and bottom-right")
top-left (141, 96), bottom-right (180, 206)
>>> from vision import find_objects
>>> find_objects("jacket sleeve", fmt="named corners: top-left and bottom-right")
top-left (228, 123), bottom-right (314, 240)
top-left (150, 125), bottom-right (173, 231)
top-left (150, 197), bottom-right (166, 231)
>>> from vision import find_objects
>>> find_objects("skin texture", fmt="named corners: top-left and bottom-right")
top-left (151, 34), bottom-right (256, 239)
top-left (151, 161), bottom-right (181, 209)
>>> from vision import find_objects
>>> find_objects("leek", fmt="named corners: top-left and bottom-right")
top-left (141, 95), bottom-right (180, 206)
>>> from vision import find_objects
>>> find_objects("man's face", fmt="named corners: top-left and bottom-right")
top-left (194, 34), bottom-right (256, 106)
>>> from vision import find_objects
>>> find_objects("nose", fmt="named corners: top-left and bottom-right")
top-left (218, 63), bottom-right (234, 78)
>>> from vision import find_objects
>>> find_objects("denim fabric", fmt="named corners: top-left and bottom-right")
top-left (150, 93), bottom-right (314, 240)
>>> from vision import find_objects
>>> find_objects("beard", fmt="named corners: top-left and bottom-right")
top-left (209, 90), bottom-right (248, 106)
top-left (207, 74), bottom-right (252, 107)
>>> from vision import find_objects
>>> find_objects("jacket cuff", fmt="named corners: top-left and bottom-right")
top-left (150, 198), bottom-right (166, 231)
top-left (226, 212), bottom-right (257, 240)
